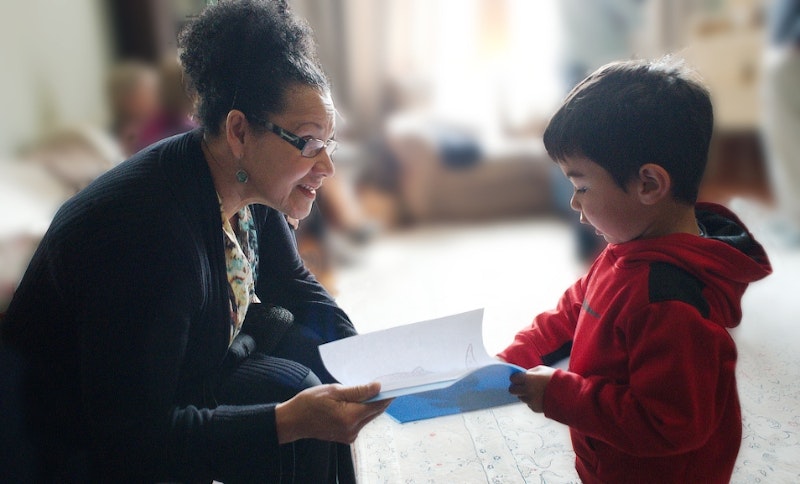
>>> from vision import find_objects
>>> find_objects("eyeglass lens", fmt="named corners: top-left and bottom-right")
top-left (302, 139), bottom-right (338, 158)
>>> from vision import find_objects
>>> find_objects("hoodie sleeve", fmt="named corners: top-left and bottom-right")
top-left (543, 300), bottom-right (739, 457)
top-left (498, 277), bottom-right (585, 369)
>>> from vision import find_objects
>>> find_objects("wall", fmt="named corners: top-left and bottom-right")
top-left (0, 0), bottom-right (111, 157)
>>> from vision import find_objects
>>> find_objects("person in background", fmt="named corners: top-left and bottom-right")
top-left (761, 0), bottom-right (800, 245)
top-left (106, 59), bottom-right (161, 157)
top-left (552, 0), bottom-right (647, 264)
top-left (1, 1), bottom-right (389, 482)
top-left (499, 58), bottom-right (772, 483)
top-left (135, 55), bottom-right (198, 151)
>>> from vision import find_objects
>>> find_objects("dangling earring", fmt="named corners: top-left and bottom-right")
top-left (203, 137), bottom-right (247, 183)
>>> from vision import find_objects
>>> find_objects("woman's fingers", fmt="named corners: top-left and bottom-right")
top-left (277, 382), bottom-right (392, 444)
top-left (332, 381), bottom-right (382, 403)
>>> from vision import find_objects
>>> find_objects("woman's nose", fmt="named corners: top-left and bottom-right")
top-left (314, 151), bottom-right (335, 177)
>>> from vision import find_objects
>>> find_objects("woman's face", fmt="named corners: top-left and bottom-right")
top-left (240, 85), bottom-right (336, 220)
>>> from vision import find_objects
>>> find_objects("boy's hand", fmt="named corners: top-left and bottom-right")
top-left (509, 366), bottom-right (556, 413)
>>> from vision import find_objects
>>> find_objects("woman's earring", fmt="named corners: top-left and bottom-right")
top-left (235, 169), bottom-right (249, 183)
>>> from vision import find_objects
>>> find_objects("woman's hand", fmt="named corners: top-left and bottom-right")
top-left (275, 382), bottom-right (391, 444)
top-left (508, 366), bottom-right (556, 413)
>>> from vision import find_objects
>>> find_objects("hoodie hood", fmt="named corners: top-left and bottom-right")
top-left (605, 202), bottom-right (772, 327)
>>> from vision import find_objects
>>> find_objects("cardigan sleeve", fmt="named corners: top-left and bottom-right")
top-left (52, 199), bottom-right (285, 482)
top-left (3, 135), bottom-right (298, 482)
top-left (254, 206), bottom-right (357, 341)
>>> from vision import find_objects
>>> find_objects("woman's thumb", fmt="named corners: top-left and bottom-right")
top-left (337, 381), bottom-right (382, 403)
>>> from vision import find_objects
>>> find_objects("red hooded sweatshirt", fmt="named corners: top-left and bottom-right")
top-left (499, 203), bottom-right (772, 483)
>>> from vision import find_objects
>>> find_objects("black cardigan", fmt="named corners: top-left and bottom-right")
top-left (1, 129), bottom-right (355, 482)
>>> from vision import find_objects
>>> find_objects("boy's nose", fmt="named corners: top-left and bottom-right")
top-left (569, 193), bottom-right (581, 211)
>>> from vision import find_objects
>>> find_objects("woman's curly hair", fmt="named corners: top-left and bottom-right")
top-left (179, 0), bottom-right (329, 134)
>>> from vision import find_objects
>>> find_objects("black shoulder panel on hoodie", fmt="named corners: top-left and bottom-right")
top-left (648, 262), bottom-right (710, 318)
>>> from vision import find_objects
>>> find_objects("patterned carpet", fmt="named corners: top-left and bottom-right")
top-left (334, 215), bottom-right (800, 483)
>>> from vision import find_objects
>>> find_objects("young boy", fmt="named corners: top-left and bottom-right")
top-left (498, 58), bottom-right (772, 483)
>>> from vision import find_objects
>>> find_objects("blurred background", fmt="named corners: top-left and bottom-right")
top-left (0, 0), bottom-right (796, 313)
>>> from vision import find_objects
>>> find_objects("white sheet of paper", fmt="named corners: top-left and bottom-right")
top-left (319, 308), bottom-right (508, 400)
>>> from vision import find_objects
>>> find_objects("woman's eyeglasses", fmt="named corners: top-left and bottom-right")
top-left (264, 121), bottom-right (338, 158)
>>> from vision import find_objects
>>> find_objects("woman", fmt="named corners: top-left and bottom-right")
top-left (0, 1), bottom-right (389, 482)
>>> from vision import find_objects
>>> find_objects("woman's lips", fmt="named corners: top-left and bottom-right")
top-left (298, 183), bottom-right (319, 199)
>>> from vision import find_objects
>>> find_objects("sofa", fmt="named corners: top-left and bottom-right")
top-left (384, 114), bottom-right (554, 224)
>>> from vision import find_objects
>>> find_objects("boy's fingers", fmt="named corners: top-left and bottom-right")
top-left (508, 383), bottom-right (525, 395)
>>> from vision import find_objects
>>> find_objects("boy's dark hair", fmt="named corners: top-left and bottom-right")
top-left (543, 57), bottom-right (713, 204)
top-left (178, 0), bottom-right (330, 135)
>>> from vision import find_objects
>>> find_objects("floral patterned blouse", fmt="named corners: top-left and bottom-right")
top-left (219, 198), bottom-right (260, 346)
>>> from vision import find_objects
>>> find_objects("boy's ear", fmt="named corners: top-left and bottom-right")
top-left (225, 110), bottom-right (249, 160)
top-left (636, 163), bottom-right (671, 205)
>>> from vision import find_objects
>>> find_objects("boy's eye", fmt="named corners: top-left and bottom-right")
top-left (574, 187), bottom-right (588, 194)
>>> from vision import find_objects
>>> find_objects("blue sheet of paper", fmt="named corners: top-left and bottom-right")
top-left (385, 363), bottom-right (523, 422)
top-left (319, 308), bottom-right (525, 423)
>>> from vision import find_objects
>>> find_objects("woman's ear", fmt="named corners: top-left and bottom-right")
top-left (636, 163), bottom-right (671, 205)
top-left (225, 110), bottom-right (249, 160)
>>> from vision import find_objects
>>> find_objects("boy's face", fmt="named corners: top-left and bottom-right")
top-left (559, 155), bottom-right (650, 245)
